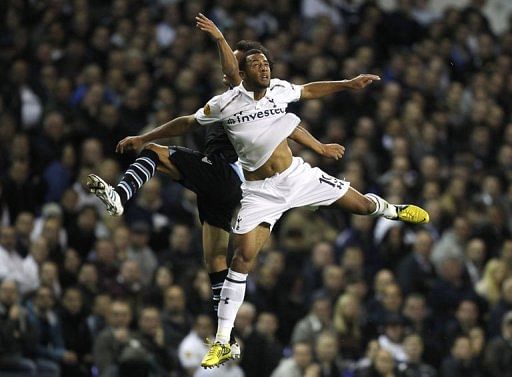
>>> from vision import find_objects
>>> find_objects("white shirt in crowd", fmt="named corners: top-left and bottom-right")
top-left (178, 331), bottom-right (244, 377)
top-left (0, 245), bottom-right (26, 289)
top-left (195, 79), bottom-right (302, 172)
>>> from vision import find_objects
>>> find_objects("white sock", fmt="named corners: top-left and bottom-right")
top-left (215, 269), bottom-right (247, 344)
top-left (365, 193), bottom-right (398, 219)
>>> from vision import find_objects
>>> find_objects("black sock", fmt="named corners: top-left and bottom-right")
top-left (115, 149), bottom-right (159, 205)
top-left (209, 269), bottom-right (228, 314)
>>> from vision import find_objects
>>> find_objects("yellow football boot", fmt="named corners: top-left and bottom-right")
top-left (201, 342), bottom-right (232, 369)
top-left (396, 205), bottom-right (430, 224)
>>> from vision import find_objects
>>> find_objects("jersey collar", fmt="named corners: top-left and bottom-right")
top-left (238, 81), bottom-right (267, 100)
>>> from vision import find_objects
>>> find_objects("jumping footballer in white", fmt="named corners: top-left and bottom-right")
top-left (194, 49), bottom-right (430, 368)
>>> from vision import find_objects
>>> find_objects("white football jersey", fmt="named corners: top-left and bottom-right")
top-left (195, 78), bottom-right (302, 171)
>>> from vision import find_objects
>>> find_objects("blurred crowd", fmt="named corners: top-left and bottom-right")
top-left (1, 0), bottom-right (512, 376)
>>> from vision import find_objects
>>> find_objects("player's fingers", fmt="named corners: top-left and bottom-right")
top-left (115, 140), bottom-right (123, 153)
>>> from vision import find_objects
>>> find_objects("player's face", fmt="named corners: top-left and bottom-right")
top-left (242, 53), bottom-right (271, 89)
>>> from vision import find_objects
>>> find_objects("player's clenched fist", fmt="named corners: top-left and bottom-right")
top-left (116, 136), bottom-right (144, 154)
top-left (320, 144), bottom-right (345, 160)
top-left (345, 74), bottom-right (381, 90)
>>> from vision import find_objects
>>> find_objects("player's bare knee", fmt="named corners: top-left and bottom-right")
top-left (231, 253), bottom-right (255, 274)
top-left (362, 197), bottom-right (376, 215)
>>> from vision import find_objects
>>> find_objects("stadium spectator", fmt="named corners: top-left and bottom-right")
top-left (241, 311), bottom-right (283, 377)
top-left (484, 311), bottom-right (512, 377)
top-left (440, 336), bottom-right (483, 377)
top-left (26, 286), bottom-right (77, 376)
top-left (0, 280), bottom-right (40, 376)
top-left (291, 295), bottom-right (333, 345)
top-left (270, 341), bottom-right (314, 377)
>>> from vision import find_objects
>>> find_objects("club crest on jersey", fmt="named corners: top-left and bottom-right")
top-left (226, 107), bottom-right (287, 125)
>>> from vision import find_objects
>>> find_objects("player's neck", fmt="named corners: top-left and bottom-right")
top-left (242, 81), bottom-right (266, 100)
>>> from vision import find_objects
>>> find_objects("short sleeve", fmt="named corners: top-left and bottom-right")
top-left (271, 78), bottom-right (302, 103)
top-left (194, 95), bottom-right (222, 125)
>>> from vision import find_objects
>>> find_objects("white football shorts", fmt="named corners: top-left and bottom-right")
top-left (232, 157), bottom-right (350, 234)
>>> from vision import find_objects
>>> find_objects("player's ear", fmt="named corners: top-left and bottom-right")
top-left (239, 70), bottom-right (246, 80)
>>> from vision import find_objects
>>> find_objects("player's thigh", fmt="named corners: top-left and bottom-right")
top-left (144, 143), bottom-right (181, 180)
top-left (231, 224), bottom-right (271, 273)
top-left (331, 186), bottom-right (374, 215)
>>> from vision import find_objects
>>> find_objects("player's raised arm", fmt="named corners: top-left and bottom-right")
top-left (289, 126), bottom-right (345, 160)
top-left (196, 13), bottom-right (240, 86)
top-left (116, 115), bottom-right (200, 153)
top-left (300, 74), bottom-right (381, 100)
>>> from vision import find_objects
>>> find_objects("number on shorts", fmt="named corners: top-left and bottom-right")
top-left (319, 174), bottom-right (343, 190)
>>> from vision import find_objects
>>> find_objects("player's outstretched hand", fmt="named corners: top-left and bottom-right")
top-left (196, 13), bottom-right (223, 41)
top-left (346, 74), bottom-right (381, 90)
top-left (321, 144), bottom-right (345, 160)
top-left (116, 136), bottom-right (144, 154)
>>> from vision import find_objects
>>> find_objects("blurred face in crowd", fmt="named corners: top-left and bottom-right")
top-left (164, 286), bottom-right (186, 312)
top-left (342, 246), bottom-right (364, 273)
top-left (0, 280), bottom-right (19, 306)
top-left (30, 237), bottom-right (49, 263)
top-left (403, 334), bottom-right (423, 363)
top-left (0, 226), bottom-right (16, 251)
top-left (256, 312), bottom-right (278, 338)
top-left (311, 242), bottom-right (334, 268)
top-left (78, 263), bottom-right (98, 287)
top-left (374, 349), bottom-right (394, 375)
top-left (374, 269), bottom-right (395, 295)
top-left (440, 257), bottom-right (463, 282)
top-left (81, 138), bottom-right (104, 167)
top-left (96, 239), bottom-right (117, 265)
top-left (170, 224), bottom-right (191, 252)
top-left (264, 251), bottom-right (285, 275)
top-left (456, 300), bottom-right (478, 327)
top-left (413, 231), bottom-right (433, 258)
top-left (465, 238), bottom-right (486, 266)
top-left (113, 226), bottom-right (130, 251)
top-left (315, 333), bottom-right (338, 363)
top-left (42, 217), bottom-right (61, 247)
top-left (15, 212), bottom-right (34, 237)
top-left (385, 321), bottom-right (404, 343)
top-left (121, 260), bottom-right (141, 283)
top-left (382, 284), bottom-right (402, 312)
top-left (469, 327), bottom-right (485, 356)
top-left (503, 314), bottom-right (512, 339)
top-left (64, 248), bottom-right (81, 273)
top-left (323, 265), bottom-right (345, 293)
top-left (235, 302), bottom-right (256, 333)
top-left (194, 314), bottom-right (213, 340)
top-left (40, 261), bottom-right (58, 287)
top-left (35, 286), bottom-right (54, 312)
top-left (110, 301), bottom-right (132, 329)
top-left (312, 297), bottom-right (332, 324)
top-left (336, 293), bottom-right (360, 321)
top-left (293, 342), bottom-right (313, 370)
top-left (130, 229), bottom-right (150, 249)
top-left (403, 295), bottom-right (427, 323)
top-left (93, 294), bottom-right (112, 317)
top-left (452, 337), bottom-right (472, 362)
top-left (139, 307), bottom-right (161, 336)
top-left (155, 266), bottom-right (173, 289)
top-left (63, 288), bottom-right (83, 315)
top-left (503, 278), bottom-right (512, 303)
